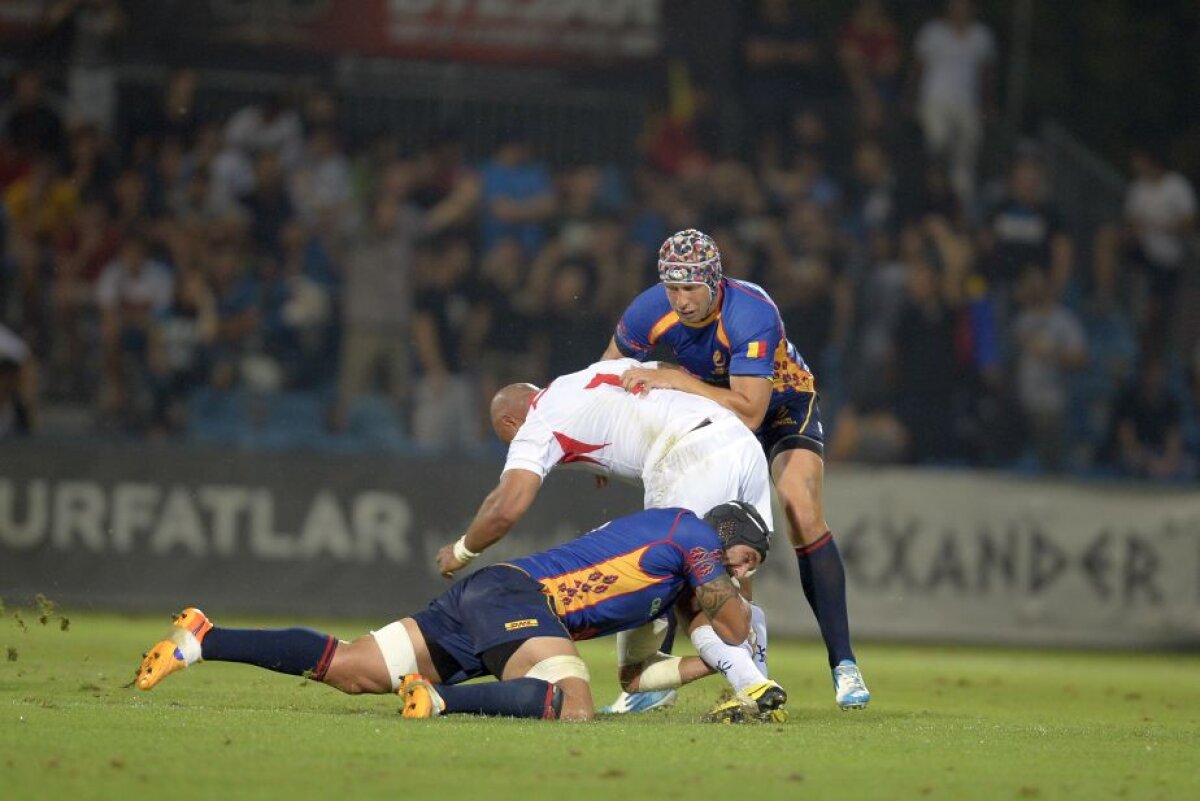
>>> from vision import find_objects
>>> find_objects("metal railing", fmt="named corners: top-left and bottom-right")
top-left (1038, 120), bottom-right (1126, 237)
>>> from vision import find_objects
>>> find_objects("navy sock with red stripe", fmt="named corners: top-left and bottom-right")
top-left (435, 678), bottom-right (563, 719)
top-left (200, 627), bottom-right (338, 680)
top-left (795, 532), bottom-right (856, 668)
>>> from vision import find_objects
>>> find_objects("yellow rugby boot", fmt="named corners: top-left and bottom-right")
top-left (135, 608), bottom-right (213, 690)
top-left (398, 674), bottom-right (445, 719)
top-left (702, 679), bottom-right (788, 724)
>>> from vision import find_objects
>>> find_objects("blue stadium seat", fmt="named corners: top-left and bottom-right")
top-left (251, 391), bottom-right (326, 450)
top-left (186, 387), bottom-right (248, 445)
top-left (344, 394), bottom-right (408, 452)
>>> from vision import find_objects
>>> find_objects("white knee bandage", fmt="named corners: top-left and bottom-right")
top-left (370, 621), bottom-right (418, 691)
top-left (635, 653), bottom-right (684, 691)
top-left (526, 655), bottom-right (590, 684)
top-left (616, 617), bottom-right (671, 667)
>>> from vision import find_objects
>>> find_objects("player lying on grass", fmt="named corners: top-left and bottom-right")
top-left (435, 358), bottom-right (783, 719)
top-left (134, 503), bottom-right (778, 722)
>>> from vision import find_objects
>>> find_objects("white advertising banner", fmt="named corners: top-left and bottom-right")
top-left (753, 467), bottom-right (1200, 648)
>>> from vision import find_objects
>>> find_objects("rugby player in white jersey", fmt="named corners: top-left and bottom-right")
top-left (435, 357), bottom-right (785, 722)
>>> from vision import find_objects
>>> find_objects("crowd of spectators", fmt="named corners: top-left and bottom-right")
top-left (1, 0), bottom-right (1197, 481)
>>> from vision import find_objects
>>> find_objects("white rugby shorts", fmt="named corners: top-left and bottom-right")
top-left (642, 415), bottom-right (774, 530)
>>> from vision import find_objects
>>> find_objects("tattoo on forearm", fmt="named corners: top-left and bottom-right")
top-left (695, 577), bottom-right (739, 622)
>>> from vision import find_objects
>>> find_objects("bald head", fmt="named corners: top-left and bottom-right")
top-left (491, 382), bottom-right (540, 443)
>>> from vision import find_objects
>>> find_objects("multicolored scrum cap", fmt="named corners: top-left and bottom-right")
top-left (657, 229), bottom-right (722, 296)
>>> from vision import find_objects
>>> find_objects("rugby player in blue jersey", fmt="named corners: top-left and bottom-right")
top-left (133, 503), bottom-right (775, 722)
top-left (601, 229), bottom-right (870, 710)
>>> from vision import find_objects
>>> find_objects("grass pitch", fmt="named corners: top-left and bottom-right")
top-left (1, 608), bottom-right (1197, 801)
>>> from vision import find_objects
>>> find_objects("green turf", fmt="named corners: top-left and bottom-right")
top-left (1, 607), bottom-right (1197, 801)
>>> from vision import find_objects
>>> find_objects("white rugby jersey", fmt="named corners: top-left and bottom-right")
top-left (503, 358), bottom-right (736, 483)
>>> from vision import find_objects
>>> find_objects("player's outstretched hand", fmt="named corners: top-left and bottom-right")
top-left (436, 543), bottom-right (467, 579)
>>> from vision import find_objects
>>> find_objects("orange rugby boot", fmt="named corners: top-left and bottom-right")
top-left (135, 607), bottom-right (213, 690)
top-left (398, 674), bottom-right (445, 719)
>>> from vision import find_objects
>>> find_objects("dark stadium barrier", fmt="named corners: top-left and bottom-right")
top-left (2, 442), bottom-right (1198, 648)
top-left (0, 442), bottom-right (644, 620)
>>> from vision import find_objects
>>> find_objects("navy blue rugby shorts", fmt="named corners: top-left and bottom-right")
top-left (411, 565), bottom-right (570, 684)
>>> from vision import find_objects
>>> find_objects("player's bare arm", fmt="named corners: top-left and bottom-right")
top-left (695, 575), bottom-right (750, 646)
top-left (436, 468), bottom-right (541, 577)
top-left (620, 368), bottom-right (773, 430)
top-left (600, 336), bottom-right (623, 361)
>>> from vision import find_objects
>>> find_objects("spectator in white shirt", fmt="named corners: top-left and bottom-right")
top-left (912, 0), bottom-right (996, 204)
top-left (1095, 145), bottom-right (1197, 353)
top-left (1125, 147), bottom-right (1196, 275)
top-left (1126, 147), bottom-right (1196, 339)
top-left (208, 137), bottom-right (255, 219)
top-left (96, 235), bottom-right (174, 421)
top-left (289, 126), bottom-right (353, 232)
top-left (1012, 266), bottom-right (1087, 472)
top-left (224, 95), bottom-right (304, 169)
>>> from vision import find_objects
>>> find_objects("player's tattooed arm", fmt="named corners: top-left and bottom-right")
top-left (695, 575), bottom-right (738, 618)
top-left (695, 576), bottom-right (750, 646)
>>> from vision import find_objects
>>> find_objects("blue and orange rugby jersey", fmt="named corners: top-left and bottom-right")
top-left (504, 508), bottom-right (728, 641)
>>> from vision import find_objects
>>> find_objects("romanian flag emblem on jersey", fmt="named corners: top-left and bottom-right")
top-left (746, 341), bottom-right (768, 358)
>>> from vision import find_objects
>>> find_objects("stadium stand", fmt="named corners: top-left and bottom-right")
top-left (1, 1), bottom-right (1196, 482)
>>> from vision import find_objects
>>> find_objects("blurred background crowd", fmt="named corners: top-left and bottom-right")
top-left (1, 0), bottom-right (1197, 481)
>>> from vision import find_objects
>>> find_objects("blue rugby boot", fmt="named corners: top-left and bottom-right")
top-left (598, 689), bottom-right (677, 714)
top-left (833, 660), bottom-right (870, 710)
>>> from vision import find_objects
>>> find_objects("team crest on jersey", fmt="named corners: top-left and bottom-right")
top-left (712, 350), bottom-right (727, 377)
top-left (686, 546), bottom-right (724, 580)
